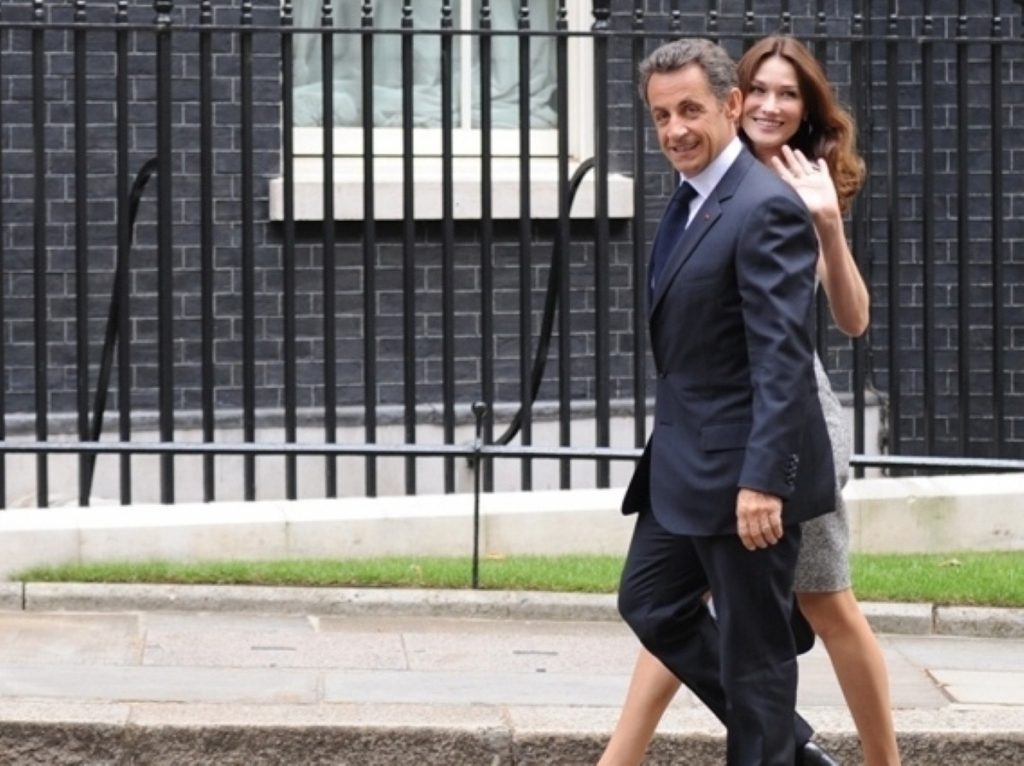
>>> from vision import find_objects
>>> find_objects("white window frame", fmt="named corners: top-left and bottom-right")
top-left (269, 0), bottom-right (634, 221)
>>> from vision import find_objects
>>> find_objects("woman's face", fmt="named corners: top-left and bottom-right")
top-left (741, 55), bottom-right (805, 160)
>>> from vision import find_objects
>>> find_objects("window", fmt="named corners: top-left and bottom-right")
top-left (270, 0), bottom-right (633, 221)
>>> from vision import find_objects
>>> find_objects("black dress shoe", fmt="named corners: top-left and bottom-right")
top-left (798, 740), bottom-right (841, 766)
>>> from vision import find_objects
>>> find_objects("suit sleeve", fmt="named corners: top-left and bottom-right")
top-left (734, 192), bottom-right (819, 499)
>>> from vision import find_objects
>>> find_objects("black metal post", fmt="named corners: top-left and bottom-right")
top-left (360, 1), bottom-right (378, 495)
top-left (479, 2), bottom-right (496, 493)
top-left (517, 3), bottom-right (533, 490)
top-left (321, 0), bottom-right (338, 497)
top-left (990, 3), bottom-right (1006, 455)
top-left (31, 0), bottom-right (48, 506)
top-left (115, 0), bottom-right (133, 505)
top-left (921, 2), bottom-right (936, 455)
top-left (556, 0), bottom-right (572, 488)
top-left (592, 2), bottom-right (611, 487)
top-left (200, 0), bottom-right (216, 501)
top-left (400, 1), bottom-right (417, 494)
top-left (955, 1), bottom-right (970, 454)
top-left (155, 0), bottom-right (175, 503)
top-left (0, 1), bottom-right (6, 507)
top-left (282, 1), bottom-right (299, 499)
top-left (240, 1), bottom-right (257, 500)
top-left (440, 2), bottom-right (456, 492)
top-left (631, 3), bottom-right (647, 451)
top-left (74, 0), bottom-right (90, 506)
top-left (885, 3), bottom-right (901, 457)
top-left (471, 401), bottom-right (488, 589)
top-left (850, 5), bottom-right (869, 477)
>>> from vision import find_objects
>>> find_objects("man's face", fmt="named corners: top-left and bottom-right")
top-left (646, 64), bottom-right (741, 178)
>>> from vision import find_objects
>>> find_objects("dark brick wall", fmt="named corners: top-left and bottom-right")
top-left (0, 0), bottom-right (1022, 464)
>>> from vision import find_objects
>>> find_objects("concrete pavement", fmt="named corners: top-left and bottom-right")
top-left (0, 585), bottom-right (1023, 763)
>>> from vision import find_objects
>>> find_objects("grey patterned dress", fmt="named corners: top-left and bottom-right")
top-left (793, 353), bottom-right (852, 592)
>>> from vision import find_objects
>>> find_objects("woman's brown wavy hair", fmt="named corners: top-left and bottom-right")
top-left (737, 35), bottom-right (866, 213)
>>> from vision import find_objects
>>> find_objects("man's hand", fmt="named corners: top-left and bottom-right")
top-left (735, 488), bottom-right (784, 551)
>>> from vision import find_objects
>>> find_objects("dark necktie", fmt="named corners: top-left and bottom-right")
top-left (650, 181), bottom-right (698, 292)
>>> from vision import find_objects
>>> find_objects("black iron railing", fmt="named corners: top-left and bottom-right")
top-left (0, 0), bottom-right (1021, 510)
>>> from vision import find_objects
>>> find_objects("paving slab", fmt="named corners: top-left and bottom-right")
top-left (0, 591), bottom-right (1021, 764)
top-left (0, 664), bottom-right (319, 705)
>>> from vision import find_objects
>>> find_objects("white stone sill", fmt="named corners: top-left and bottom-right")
top-left (268, 158), bottom-right (634, 221)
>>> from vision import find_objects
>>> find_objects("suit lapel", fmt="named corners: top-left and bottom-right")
top-left (648, 149), bottom-right (756, 319)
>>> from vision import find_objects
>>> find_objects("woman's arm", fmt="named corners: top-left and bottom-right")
top-left (813, 207), bottom-right (869, 337)
top-left (770, 146), bottom-right (869, 337)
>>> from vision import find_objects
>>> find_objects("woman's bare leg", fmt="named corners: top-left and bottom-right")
top-left (797, 589), bottom-right (901, 765)
top-left (597, 648), bottom-right (682, 766)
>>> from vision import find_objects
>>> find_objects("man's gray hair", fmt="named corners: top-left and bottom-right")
top-left (638, 38), bottom-right (738, 107)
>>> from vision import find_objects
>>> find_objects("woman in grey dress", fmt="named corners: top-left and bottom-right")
top-left (599, 37), bottom-right (900, 765)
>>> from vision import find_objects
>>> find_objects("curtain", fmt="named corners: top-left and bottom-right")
top-left (291, 0), bottom-right (558, 130)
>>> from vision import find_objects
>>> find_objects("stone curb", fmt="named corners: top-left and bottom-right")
top-left (0, 704), bottom-right (1021, 765)
top-left (1, 581), bottom-right (1022, 639)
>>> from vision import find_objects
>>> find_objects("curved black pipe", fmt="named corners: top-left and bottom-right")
top-left (494, 157), bottom-right (595, 446)
top-left (82, 157), bottom-right (160, 496)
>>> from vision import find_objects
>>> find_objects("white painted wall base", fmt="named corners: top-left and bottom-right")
top-left (0, 473), bottom-right (1020, 580)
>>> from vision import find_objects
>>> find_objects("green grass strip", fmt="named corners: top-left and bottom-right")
top-left (12, 551), bottom-right (1024, 607)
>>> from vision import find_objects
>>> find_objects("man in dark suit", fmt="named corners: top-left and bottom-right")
top-left (616, 38), bottom-right (837, 765)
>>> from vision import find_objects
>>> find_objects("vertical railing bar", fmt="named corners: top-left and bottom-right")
top-left (0, 1), bottom-right (6, 508)
top-left (555, 1), bottom-right (571, 488)
top-left (400, 1), bottom-right (417, 494)
top-left (813, 3), bottom-right (826, 59)
top-left (704, 0), bottom-right (717, 42)
top-left (240, 1), bottom-right (256, 500)
top-left (155, 0), bottom-right (175, 503)
top-left (470, 401), bottom-right (487, 588)
top-left (516, 3), bottom-right (533, 490)
top-left (668, 8), bottom-right (680, 36)
top-left (31, 0), bottom-right (48, 507)
top-left (115, 0), bottom-right (132, 504)
top-left (849, 5), bottom-right (869, 477)
top-left (281, 1), bottom-right (299, 499)
top-left (742, 0), bottom-right (755, 48)
top-left (479, 2), bottom-right (495, 492)
top-left (885, 4), bottom-right (901, 458)
top-left (780, 0), bottom-right (791, 34)
top-left (320, 0), bottom-right (338, 497)
top-left (813, 0), bottom-right (829, 360)
top-left (921, 3), bottom-right (936, 455)
top-left (630, 4), bottom-right (647, 452)
top-left (199, 0), bottom-right (216, 501)
top-left (440, 2), bottom-right (456, 492)
top-left (955, 2), bottom-right (970, 454)
top-left (592, 3), bottom-right (611, 488)
top-left (458, 1), bottom-right (473, 130)
top-left (989, 4), bottom-right (1005, 454)
top-left (360, 1), bottom-right (377, 495)
top-left (73, 0), bottom-right (90, 506)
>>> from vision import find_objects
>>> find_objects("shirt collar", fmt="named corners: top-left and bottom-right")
top-left (679, 135), bottom-right (743, 202)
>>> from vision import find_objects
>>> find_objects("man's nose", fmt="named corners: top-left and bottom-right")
top-left (668, 115), bottom-right (689, 136)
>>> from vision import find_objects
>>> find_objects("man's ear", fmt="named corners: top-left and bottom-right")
top-left (725, 87), bottom-right (743, 121)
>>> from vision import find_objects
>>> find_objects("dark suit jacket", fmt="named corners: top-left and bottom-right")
top-left (623, 147), bottom-right (836, 536)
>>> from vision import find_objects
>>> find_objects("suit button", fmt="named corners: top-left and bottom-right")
top-left (658, 372), bottom-right (668, 378)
